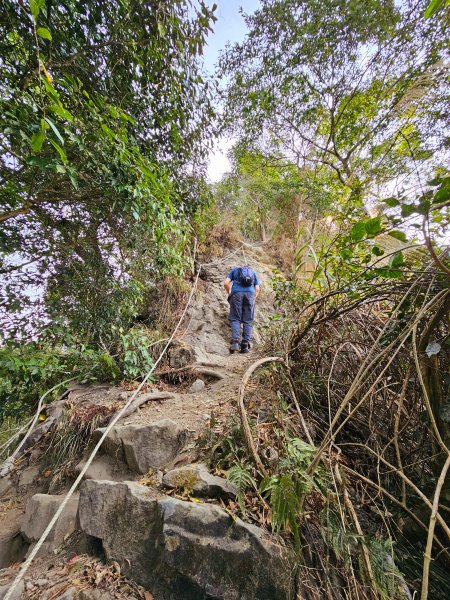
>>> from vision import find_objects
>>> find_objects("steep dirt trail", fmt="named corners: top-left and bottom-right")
top-left (120, 243), bottom-right (277, 439)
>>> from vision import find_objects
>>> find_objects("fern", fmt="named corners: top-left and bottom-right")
top-left (320, 507), bottom-right (360, 566)
top-left (227, 463), bottom-right (257, 513)
top-left (361, 538), bottom-right (410, 600)
top-left (286, 438), bottom-right (315, 465)
top-left (280, 437), bottom-right (330, 495)
top-left (260, 474), bottom-right (302, 549)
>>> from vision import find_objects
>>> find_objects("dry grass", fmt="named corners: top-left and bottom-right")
top-left (42, 401), bottom-right (119, 492)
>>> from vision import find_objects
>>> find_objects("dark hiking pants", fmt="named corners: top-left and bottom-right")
top-left (229, 292), bottom-right (255, 343)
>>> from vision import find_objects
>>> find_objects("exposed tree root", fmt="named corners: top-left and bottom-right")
top-left (156, 364), bottom-right (226, 381)
top-left (237, 356), bottom-right (285, 475)
top-left (116, 392), bottom-right (175, 422)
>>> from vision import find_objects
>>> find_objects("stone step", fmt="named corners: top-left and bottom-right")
top-left (20, 493), bottom-right (79, 557)
top-left (74, 454), bottom-right (132, 482)
top-left (91, 419), bottom-right (191, 474)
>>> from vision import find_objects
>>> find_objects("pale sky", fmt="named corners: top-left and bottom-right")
top-left (204, 1), bottom-right (260, 182)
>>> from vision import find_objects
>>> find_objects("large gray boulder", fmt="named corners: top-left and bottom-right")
top-left (162, 463), bottom-right (237, 500)
top-left (18, 465), bottom-right (40, 487)
top-left (79, 480), bottom-right (293, 600)
top-left (0, 476), bottom-right (13, 499)
top-left (21, 493), bottom-right (79, 551)
top-left (0, 580), bottom-right (24, 600)
top-left (92, 419), bottom-right (190, 474)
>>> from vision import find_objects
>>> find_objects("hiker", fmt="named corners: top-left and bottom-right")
top-left (224, 265), bottom-right (260, 353)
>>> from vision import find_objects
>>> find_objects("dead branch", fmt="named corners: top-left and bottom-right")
top-left (279, 367), bottom-right (315, 445)
top-left (412, 324), bottom-right (449, 454)
top-left (335, 465), bottom-right (378, 600)
top-left (421, 453), bottom-right (450, 600)
top-left (422, 217), bottom-right (450, 276)
top-left (342, 443), bottom-right (450, 540)
top-left (394, 367), bottom-right (410, 505)
top-left (341, 465), bottom-right (450, 559)
top-left (307, 286), bottom-right (448, 476)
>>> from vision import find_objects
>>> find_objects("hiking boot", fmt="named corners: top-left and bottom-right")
top-left (229, 339), bottom-right (240, 353)
top-left (240, 341), bottom-right (251, 354)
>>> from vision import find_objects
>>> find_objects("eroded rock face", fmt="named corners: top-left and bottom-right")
top-left (79, 480), bottom-right (293, 600)
top-left (0, 509), bottom-right (28, 569)
top-left (92, 419), bottom-right (190, 474)
top-left (162, 463), bottom-right (237, 500)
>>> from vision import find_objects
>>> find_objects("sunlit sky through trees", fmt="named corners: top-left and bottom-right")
top-left (204, 1), bottom-right (260, 182)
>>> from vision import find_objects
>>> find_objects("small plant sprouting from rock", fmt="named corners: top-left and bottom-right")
top-left (171, 471), bottom-right (200, 498)
top-left (138, 468), bottom-right (157, 487)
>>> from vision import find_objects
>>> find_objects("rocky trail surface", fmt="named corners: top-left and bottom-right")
top-left (0, 245), bottom-right (295, 600)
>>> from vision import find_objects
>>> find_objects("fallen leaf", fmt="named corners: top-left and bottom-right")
top-left (144, 591), bottom-right (155, 600)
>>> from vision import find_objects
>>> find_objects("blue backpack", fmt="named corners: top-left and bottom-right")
top-left (237, 266), bottom-right (254, 287)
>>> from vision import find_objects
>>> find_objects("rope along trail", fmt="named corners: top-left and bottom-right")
top-left (3, 245), bottom-right (250, 600)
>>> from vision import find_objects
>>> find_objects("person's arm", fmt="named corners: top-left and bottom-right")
top-left (224, 277), bottom-right (232, 296)
top-left (254, 273), bottom-right (261, 299)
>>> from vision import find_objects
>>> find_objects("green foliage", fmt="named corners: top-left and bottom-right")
top-left (0, 414), bottom-right (31, 460)
top-left (362, 538), bottom-right (409, 600)
top-left (1, 0), bottom-right (217, 344)
top-left (221, 0), bottom-right (447, 197)
top-left (0, 344), bottom-right (117, 420)
top-left (350, 216), bottom-right (382, 241)
top-left (425, 0), bottom-right (450, 17)
top-left (227, 463), bottom-right (257, 513)
top-left (44, 275), bottom-right (148, 349)
top-left (260, 438), bottom-right (328, 549)
top-left (260, 473), bottom-right (303, 547)
top-left (0, 325), bottom-right (157, 421)
top-left (210, 418), bottom-right (248, 467)
top-left (322, 511), bottom-right (408, 599)
top-left (119, 327), bottom-right (154, 380)
top-left (215, 147), bottom-right (304, 241)
top-left (321, 507), bottom-right (357, 566)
